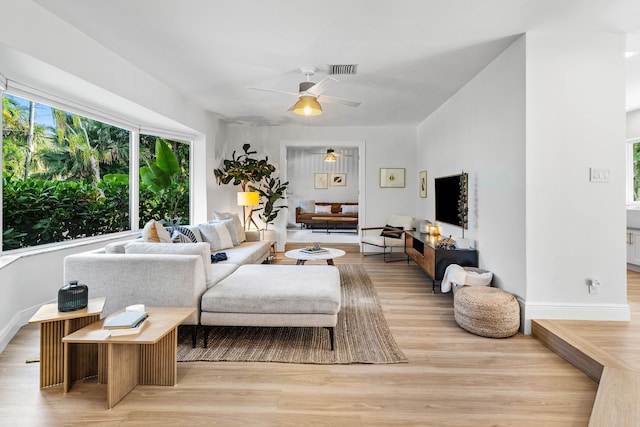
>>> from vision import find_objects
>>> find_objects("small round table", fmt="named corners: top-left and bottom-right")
top-left (284, 248), bottom-right (346, 265)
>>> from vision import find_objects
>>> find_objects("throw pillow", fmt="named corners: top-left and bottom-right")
top-left (216, 218), bottom-right (240, 246)
top-left (298, 200), bottom-right (315, 213)
top-left (380, 225), bottom-right (404, 239)
top-left (341, 204), bottom-right (358, 214)
top-left (212, 211), bottom-right (246, 243)
top-left (169, 225), bottom-right (200, 243)
top-left (142, 219), bottom-right (172, 243)
top-left (315, 205), bottom-right (332, 214)
top-left (198, 222), bottom-right (234, 251)
top-left (171, 229), bottom-right (193, 243)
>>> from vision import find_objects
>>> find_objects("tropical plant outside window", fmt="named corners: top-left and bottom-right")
top-left (138, 135), bottom-right (190, 227)
top-left (2, 92), bottom-right (191, 252)
top-left (630, 141), bottom-right (640, 203)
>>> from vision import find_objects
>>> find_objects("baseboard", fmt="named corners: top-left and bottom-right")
top-left (522, 302), bottom-right (630, 334)
top-left (0, 300), bottom-right (53, 354)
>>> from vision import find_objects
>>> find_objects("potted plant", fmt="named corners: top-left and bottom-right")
top-left (214, 144), bottom-right (288, 235)
top-left (250, 176), bottom-right (289, 234)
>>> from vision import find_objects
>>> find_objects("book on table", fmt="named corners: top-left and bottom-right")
top-left (103, 311), bottom-right (148, 330)
top-left (300, 248), bottom-right (328, 254)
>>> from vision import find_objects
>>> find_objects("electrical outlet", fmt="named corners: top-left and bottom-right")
top-left (589, 279), bottom-right (600, 294)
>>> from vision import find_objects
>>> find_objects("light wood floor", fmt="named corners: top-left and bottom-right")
top-left (3, 246), bottom-right (629, 426)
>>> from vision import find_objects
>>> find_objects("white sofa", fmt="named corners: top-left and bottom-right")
top-left (64, 225), bottom-right (342, 350)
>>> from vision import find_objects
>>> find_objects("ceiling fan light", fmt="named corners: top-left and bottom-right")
top-left (293, 96), bottom-right (322, 116)
top-left (324, 152), bottom-right (337, 162)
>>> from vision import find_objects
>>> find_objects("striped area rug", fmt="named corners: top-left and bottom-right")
top-left (177, 264), bottom-right (408, 364)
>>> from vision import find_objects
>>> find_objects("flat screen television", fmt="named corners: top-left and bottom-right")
top-left (435, 173), bottom-right (465, 228)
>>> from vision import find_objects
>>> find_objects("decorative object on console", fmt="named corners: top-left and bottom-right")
top-left (330, 173), bottom-right (346, 187)
top-left (419, 170), bottom-right (427, 198)
top-left (58, 281), bottom-right (88, 312)
top-left (314, 173), bottom-right (328, 189)
top-left (380, 168), bottom-right (405, 188)
top-left (436, 236), bottom-right (457, 250)
top-left (426, 224), bottom-right (440, 236)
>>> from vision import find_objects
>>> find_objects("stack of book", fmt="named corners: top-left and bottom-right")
top-left (300, 247), bottom-right (328, 254)
top-left (103, 311), bottom-right (148, 336)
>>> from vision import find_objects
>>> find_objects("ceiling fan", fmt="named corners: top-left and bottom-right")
top-left (248, 67), bottom-right (361, 116)
top-left (311, 147), bottom-right (353, 162)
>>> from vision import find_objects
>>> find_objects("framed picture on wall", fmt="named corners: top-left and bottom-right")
top-left (419, 170), bottom-right (427, 198)
top-left (314, 173), bottom-right (328, 189)
top-left (329, 173), bottom-right (346, 187)
top-left (380, 168), bottom-right (405, 188)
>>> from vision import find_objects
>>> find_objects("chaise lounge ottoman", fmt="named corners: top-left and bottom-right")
top-left (200, 264), bottom-right (341, 350)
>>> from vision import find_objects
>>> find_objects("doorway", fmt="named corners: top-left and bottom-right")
top-left (279, 141), bottom-right (365, 247)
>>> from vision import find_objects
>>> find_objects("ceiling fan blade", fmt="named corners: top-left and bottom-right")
top-left (285, 100), bottom-right (298, 112)
top-left (317, 94), bottom-right (361, 108)
top-left (304, 77), bottom-right (338, 97)
top-left (248, 87), bottom-right (300, 97)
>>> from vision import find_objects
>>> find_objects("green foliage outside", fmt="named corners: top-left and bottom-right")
top-left (2, 94), bottom-right (190, 251)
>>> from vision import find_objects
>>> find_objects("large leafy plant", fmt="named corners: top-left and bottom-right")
top-left (215, 144), bottom-right (290, 229)
top-left (250, 177), bottom-right (289, 230)
top-left (214, 143), bottom-right (275, 191)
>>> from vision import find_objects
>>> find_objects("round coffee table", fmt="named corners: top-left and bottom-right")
top-left (284, 247), bottom-right (346, 265)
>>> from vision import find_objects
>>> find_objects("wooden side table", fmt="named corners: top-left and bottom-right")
top-left (28, 298), bottom-right (105, 388)
top-left (62, 307), bottom-right (195, 408)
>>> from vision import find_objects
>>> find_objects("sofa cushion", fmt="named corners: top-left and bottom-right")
top-left (213, 240), bottom-right (272, 265)
top-left (124, 241), bottom-right (213, 286)
top-left (201, 264), bottom-right (341, 315)
top-left (298, 200), bottom-right (315, 213)
top-left (105, 241), bottom-right (128, 254)
top-left (142, 219), bottom-right (172, 243)
top-left (198, 223), bottom-right (234, 251)
top-left (212, 211), bottom-right (246, 243)
top-left (341, 204), bottom-right (358, 214)
top-left (208, 263), bottom-right (239, 289)
top-left (315, 205), bottom-right (332, 214)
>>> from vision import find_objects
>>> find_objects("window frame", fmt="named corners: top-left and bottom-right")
top-left (627, 137), bottom-right (640, 207)
top-left (1, 83), bottom-right (194, 255)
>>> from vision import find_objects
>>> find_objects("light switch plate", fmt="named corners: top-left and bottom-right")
top-left (590, 168), bottom-right (610, 183)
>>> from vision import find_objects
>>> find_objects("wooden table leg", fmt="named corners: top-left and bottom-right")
top-left (326, 259), bottom-right (335, 265)
top-left (107, 343), bottom-right (140, 409)
top-left (140, 327), bottom-right (178, 386)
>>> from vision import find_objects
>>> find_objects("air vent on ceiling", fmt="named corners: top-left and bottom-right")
top-left (328, 64), bottom-right (358, 75)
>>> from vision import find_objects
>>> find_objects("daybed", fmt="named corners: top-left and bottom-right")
top-left (295, 202), bottom-right (358, 230)
top-left (63, 216), bottom-right (341, 349)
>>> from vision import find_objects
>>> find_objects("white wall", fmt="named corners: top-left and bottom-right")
top-left (216, 125), bottom-right (417, 249)
top-left (417, 33), bottom-right (629, 332)
top-left (627, 109), bottom-right (640, 139)
top-left (524, 33), bottom-right (628, 328)
top-left (417, 36), bottom-right (527, 300)
top-left (0, 0), bottom-right (222, 351)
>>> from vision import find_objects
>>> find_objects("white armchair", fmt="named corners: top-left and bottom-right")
top-left (361, 215), bottom-right (414, 262)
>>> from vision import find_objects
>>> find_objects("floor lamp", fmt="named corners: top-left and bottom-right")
top-left (237, 191), bottom-right (260, 231)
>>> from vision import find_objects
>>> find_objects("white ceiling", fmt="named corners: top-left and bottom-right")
top-left (34, 0), bottom-right (640, 127)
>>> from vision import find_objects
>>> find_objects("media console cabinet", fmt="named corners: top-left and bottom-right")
top-left (405, 230), bottom-right (478, 293)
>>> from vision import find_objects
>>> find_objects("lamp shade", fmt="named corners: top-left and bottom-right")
top-left (293, 96), bottom-right (322, 116)
top-left (237, 191), bottom-right (260, 207)
top-left (324, 152), bottom-right (337, 162)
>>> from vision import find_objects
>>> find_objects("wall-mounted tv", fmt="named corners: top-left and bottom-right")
top-left (435, 173), bottom-right (467, 228)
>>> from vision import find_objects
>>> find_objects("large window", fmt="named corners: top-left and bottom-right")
top-left (139, 134), bottom-right (190, 227)
top-left (2, 91), bottom-right (192, 252)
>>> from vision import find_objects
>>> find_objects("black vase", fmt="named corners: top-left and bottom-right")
top-left (58, 281), bottom-right (88, 312)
